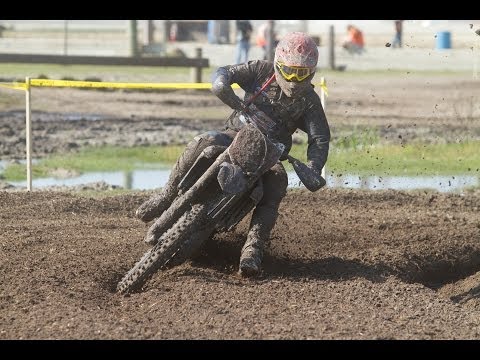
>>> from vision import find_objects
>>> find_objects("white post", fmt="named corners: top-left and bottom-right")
top-left (474, 42), bottom-right (478, 80)
top-left (25, 76), bottom-right (32, 191)
top-left (320, 76), bottom-right (326, 179)
top-left (473, 29), bottom-right (479, 80)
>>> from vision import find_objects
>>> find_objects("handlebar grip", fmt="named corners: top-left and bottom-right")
top-left (287, 155), bottom-right (326, 192)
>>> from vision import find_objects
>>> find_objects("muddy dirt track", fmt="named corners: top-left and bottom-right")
top-left (1, 188), bottom-right (480, 340)
top-left (1, 73), bottom-right (480, 340)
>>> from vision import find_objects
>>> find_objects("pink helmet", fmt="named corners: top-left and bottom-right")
top-left (275, 31), bottom-right (318, 68)
top-left (274, 32), bottom-right (318, 97)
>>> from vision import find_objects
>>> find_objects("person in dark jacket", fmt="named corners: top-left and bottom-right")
top-left (235, 20), bottom-right (253, 64)
top-left (135, 32), bottom-right (330, 277)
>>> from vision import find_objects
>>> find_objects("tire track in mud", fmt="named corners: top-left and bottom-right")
top-left (1, 188), bottom-right (480, 339)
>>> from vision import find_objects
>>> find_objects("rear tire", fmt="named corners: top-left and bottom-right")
top-left (117, 204), bottom-right (211, 294)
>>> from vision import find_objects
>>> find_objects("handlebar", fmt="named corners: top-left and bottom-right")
top-left (286, 156), bottom-right (326, 192)
top-left (237, 102), bottom-right (326, 192)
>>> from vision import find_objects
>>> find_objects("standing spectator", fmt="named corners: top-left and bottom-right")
top-left (169, 22), bottom-right (178, 42)
top-left (392, 20), bottom-right (403, 48)
top-left (235, 20), bottom-right (253, 64)
top-left (342, 24), bottom-right (365, 55)
top-left (256, 22), bottom-right (268, 58)
top-left (256, 21), bottom-right (279, 60)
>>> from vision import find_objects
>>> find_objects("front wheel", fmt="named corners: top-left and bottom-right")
top-left (117, 203), bottom-right (211, 294)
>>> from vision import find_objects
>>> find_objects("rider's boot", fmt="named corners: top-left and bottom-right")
top-left (239, 205), bottom-right (278, 277)
top-left (239, 163), bottom-right (287, 277)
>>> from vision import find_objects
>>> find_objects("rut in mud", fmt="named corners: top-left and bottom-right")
top-left (1, 188), bottom-right (480, 339)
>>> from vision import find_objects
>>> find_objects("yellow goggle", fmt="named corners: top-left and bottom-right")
top-left (275, 61), bottom-right (315, 82)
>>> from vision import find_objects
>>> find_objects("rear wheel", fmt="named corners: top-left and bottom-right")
top-left (117, 204), bottom-right (211, 294)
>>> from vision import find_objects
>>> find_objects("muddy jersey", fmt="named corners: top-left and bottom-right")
top-left (211, 59), bottom-right (330, 173)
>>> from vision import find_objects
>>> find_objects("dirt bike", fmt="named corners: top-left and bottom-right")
top-left (116, 104), bottom-right (326, 294)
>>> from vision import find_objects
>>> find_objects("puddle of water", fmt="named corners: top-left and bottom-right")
top-left (324, 174), bottom-right (479, 192)
top-left (5, 168), bottom-right (479, 192)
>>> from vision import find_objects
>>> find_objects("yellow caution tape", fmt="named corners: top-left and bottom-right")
top-left (1, 78), bottom-right (328, 97)
top-left (29, 78), bottom-right (328, 95)
top-left (0, 82), bottom-right (28, 91)
top-left (29, 79), bottom-right (241, 90)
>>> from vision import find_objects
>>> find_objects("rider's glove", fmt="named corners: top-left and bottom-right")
top-left (232, 96), bottom-right (247, 112)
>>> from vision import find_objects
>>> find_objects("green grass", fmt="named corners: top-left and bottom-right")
top-left (2, 145), bottom-right (184, 181)
top-left (3, 141), bottom-right (479, 181)
top-left (332, 127), bottom-right (380, 150)
top-left (327, 142), bottom-right (480, 176)
top-left (288, 141), bottom-right (480, 176)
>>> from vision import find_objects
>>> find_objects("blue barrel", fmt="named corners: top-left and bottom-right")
top-left (436, 31), bottom-right (451, 49)
top-left (207, 20), bottom-right (218, 44)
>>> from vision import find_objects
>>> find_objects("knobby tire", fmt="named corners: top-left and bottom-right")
top-left (117, 204), bottom-right (210, 294)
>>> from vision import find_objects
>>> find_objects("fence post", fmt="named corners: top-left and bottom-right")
top-left (320, 76), bottom-right (326, 179)
top-left (25, 76), bottom-right (32, 191)
top-left (129, 20), bottom-right (139, 58)
top-left (144, 20), bottom-right (154, 46)
top-left (266, 20), bottom-right (275, 62)
top-left (328, 25), bottom-right (335, 70)
top-left (474, 37), bottom-right (479, 80)
top-left (191, 47), bottom-right (202, 83)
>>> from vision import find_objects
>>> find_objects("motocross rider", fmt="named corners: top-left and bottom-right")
top-left (135, 32), bottom-right (330, 277)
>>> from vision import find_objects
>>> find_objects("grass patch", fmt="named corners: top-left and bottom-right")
top-left (327, 141), bottom-right (480, 176)
top-left (333, 128), bottom-right (380, 149)
top-left (3, 141), bottom-right (479, 181)
top-left (3, 145), bottom-right (184, 181)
